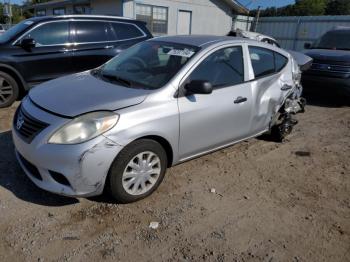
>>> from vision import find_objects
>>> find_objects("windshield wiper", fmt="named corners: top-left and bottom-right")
top-left (101, 72), bottom-right (131, 87)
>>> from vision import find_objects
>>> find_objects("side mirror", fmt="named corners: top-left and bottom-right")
top-left (185, 80), bottom-right (213, 95)
top-left (19, 38), bottom-right (36, 49)
top-left (304, 42), bottom-right (312, 49)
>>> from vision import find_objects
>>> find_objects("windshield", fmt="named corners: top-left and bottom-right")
top-left (97, 41), bottom-right (200, 89)
top-left (0, 20), bottom-right (34, 44)
top-left (313, 30), bottom-right (350, 50)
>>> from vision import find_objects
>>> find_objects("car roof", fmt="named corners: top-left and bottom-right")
top-left (152, 35), bottom-right (257, 48)
top-left (27, 15), bottom-right (139, 23)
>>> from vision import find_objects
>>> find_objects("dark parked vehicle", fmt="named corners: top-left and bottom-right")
top-left (0, 24), bottom-right (5, 35)
top-left (303, 27), bottom-right (350, 96)
top-left (0, 15), bottom-right (152, 107)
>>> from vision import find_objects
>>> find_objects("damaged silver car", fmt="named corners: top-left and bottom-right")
top-left (13, 36), bottom-right (307, 203)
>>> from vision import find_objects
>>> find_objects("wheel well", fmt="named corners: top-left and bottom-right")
top-left (0, 66), bottom-right (26, 98)
top-left (137, 135), bottom-right (174, 167)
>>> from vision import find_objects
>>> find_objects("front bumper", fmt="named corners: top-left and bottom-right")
top-left (12, 98), bottom-right (123, 197)
top-left (302, 74), bottom-right (350, 95)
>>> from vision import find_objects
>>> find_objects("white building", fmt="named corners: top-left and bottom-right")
top-left (31, 0), bottom-right (248, 36)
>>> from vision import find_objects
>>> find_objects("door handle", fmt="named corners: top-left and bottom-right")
top-left (234, 96), bottom-right (247, 104)
top-left (105, 45), bottom-right (114, 49)
top-left (281, 84), bottom-right (293, 91)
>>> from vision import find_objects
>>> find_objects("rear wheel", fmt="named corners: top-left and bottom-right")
top-left (0, 71), bottom-right (19, 108)
top-left (108, 139), bottom-right (167, 203)
top-left (270, 113), bottom-right (298, 142)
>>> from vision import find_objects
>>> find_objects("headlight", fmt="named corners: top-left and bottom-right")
top-left (49, 111), bottom-right (119, 144)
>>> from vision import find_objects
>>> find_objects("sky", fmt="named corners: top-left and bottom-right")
top-left (4, 0), bottom-right (24, 4)
top-left (239, 0), bottom-right (295, 9)
top-left (8, 0), bottom-right (296, 9)
top-left (6, 0), bottom-right (24, 4)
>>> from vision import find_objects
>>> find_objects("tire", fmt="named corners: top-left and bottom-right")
top-left (108, 139), bottom-right (168, 203)
top-left (0, 71), bottom-right (19, 108)
top-left (269, 113), bottom-right (297, 142)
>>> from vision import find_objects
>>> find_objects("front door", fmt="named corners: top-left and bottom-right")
top-left (13, 20), bottom-right (74, 85)
top-left (178, 45), bottom-right (253, 160)
top-left (177, 11), bottom-right (192, 35)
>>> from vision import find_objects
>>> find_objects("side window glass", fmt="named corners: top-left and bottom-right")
top-left (249, 47), bottom-right (275, 78)
top-left (23, 22), bottom-right (69, 46)
top-left (74, 21), bottom-right (109, 43)
top-left (275, 52), bottom-right (288, 71)
top-left (188, 46), bottom-right (244, 88)
top-left (111, 23), bottom-right (144, 40)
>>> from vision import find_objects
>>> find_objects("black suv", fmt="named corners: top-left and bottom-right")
top-left (302, 27), bottom-right (350, 96)
top-left (0, 15), bottom-right (152, 107)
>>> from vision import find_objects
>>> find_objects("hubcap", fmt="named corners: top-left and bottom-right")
top-left (0, 77), bottom-right (14, 105)
top-left (122, 151), bottom-right (161, 196)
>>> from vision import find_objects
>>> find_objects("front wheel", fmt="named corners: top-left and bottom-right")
top-left (108, 139), bottom-right (168, 203)
top-left (0, 71), bottom-right (19, 108)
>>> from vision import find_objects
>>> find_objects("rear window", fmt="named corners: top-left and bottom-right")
top-left (111, 22), bottom-right (144, 40)
top-left (74, 21), bottom-right (110, 43)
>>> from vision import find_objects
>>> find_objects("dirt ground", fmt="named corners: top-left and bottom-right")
top-left (0, 89), bottom-right (349, 262)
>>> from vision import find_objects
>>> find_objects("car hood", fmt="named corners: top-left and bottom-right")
top-left (29, 71), bottom-right (150, 118)
top-left (304, 49), bottom-right (350, 64)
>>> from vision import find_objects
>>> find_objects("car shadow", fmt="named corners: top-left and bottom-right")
top-left (0, 130), bottom-right (79, 207)
top-left (302, 83), bottom-right (350, 108)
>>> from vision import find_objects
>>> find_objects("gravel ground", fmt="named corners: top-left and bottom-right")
top-left (0, 90), bottom-right (349, 262)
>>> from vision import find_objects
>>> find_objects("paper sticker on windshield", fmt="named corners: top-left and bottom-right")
top-left (24, 21), bottom-right (34, 25)
top-left (167, 49), bottom-right (195, 58)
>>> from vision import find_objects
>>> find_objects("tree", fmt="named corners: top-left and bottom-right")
top-left (325, 0), bottom-right (350, 15)
top-left (294, 0), bottom-right (327, 16)
top-left (254, 0), bottom-right (331, 17)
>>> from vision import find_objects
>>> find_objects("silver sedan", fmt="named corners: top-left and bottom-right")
top-left (13, 36), bottom-right (306, 203)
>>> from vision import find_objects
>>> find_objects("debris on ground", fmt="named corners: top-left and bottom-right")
top-left (149, 222), bottom-right (159, 230)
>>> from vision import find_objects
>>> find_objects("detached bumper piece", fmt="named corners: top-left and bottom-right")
top-left (284, 97), bottom-right (306, 114)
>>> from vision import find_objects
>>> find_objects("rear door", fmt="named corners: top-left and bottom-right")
top-left (247, 46), bottom-right (291, 134)
top-left (12, 20), bottom-right (74, 84)
top-left (71, 20), bottom-right (114, 72)
top-left (71, 20), bottom-right (148, 72)
top-left (178, 45), bottom-right (253, 160)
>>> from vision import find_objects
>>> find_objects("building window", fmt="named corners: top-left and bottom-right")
top-left (53, 7), bottom-right (66, 15)
top-left (136, 4), bottom-right (168, 35)
top-left (74, 4), bottom-right (91, 14)
top-left (36, 9), bottom-right (46, 16)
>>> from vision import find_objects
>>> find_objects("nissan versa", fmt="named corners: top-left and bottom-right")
top-left (13, 36), bottom-right (307, 203)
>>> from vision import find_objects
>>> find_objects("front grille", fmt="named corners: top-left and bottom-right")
top-left (312, 59), bottom-right (350, 66)
top-left (17, 153), bottom-right (42, 181)
top-left (14, 105), bottom-right (49, 143)
top-left (311, 62), bottom-right (350, 74)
